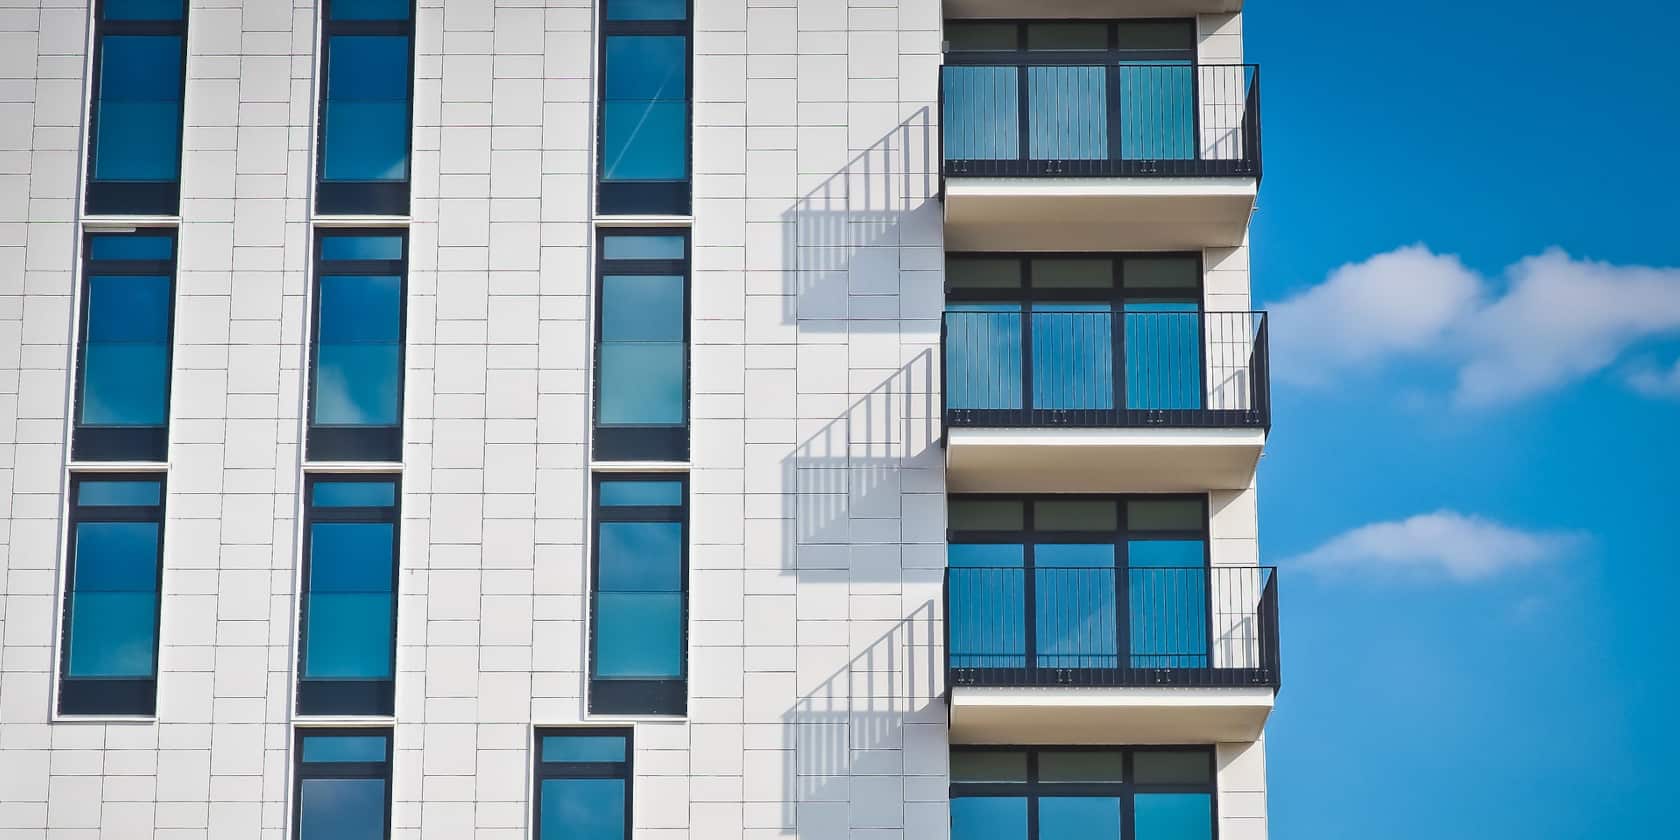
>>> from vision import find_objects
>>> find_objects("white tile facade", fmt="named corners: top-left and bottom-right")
top-left (0, 2), bottom-right (1270, 839)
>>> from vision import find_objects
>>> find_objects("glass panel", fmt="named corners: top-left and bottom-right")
top-left (298, 778), bottom-right (387, 840)
top-left (82, 274), bottom-right (171, 427)
top-left (598, 342), bottom-right (684, 425)
top-left (602, 275), bottom-right (683, 342)
top-left (1133, 751), bottom-right (1213, 785)
top-left (946, 23), bottom-right (1017, 52)
top-left (1039, 751), bottom-right (1126, 782)
top-left (945, 309), bottom-right (1022, 411)
top-left (73, 522), bottom-right (160, 590)
top-left (106, 0), bottom-right (185, 20)
top-left (1027, 23), bottom-right (1107, 51)
top-left (305, 592), bottom-right (394, 678)
top-left (597, 522), bottom-right (682, 591)
top-left (1119, 62), bottom-right (1194, 161)
top-left (1034, 501), bottom-right (1117, 532)
top-left (1036, 545), bottom-right (1116, 669)
top-left (947, 559), bottom-right (1024, 669)
top-left (77, 480), bottom-right (161, 507)
top-left (1029, 66), bottom-right (1106, 161)
top-left (1128, 499), bottom-right (1203, 532)
top-left (315, 274), bottom-right (402, 427)
top-left (302, 735), bottom-right (388, 763)
top-left (595, 592), bottom-right (682, 678)
top-left (602, 36), bottom-right (688, 181)
top-left (950, 751), bottom-right (1027, 783)
top-left (1124, 257), bottom-right (1200, 289)
top-left (540, 778), bottom-right (625, 840)
top-left (1124, 302), bottom-right (1201, 411)
top-left (323, 35), bottom-right (411, 182)
top-left (598, 480), bottom-right (683, 508)
top-left (67, 591), bottom-right (155, 677)
top-left (943, 66), bottom-right (1019, 161)
top-left (1032, 259), bottom-right (1113, 289)
top-left (330, 0), bottom-right (411, 20)
top-left (1116, 21), bottom-right (1196, 53)
top-left (947, 259), bottom-right (1022, 289)
top-left (309, 523), bottom-right (396, 591)
top-left (89, 235), bottom-right (173, 261)
top-left (1041, 797), bottom-right (1122, 839)
top-left (93, 35), bottom-right (183, 181)
top-left (1134, 793), bottom-right (1213, 840)
top-left (321, 235), bottom-right (403, 262)
top-left (1032, 304), bottom-right (1113, 411)
top-left (947, 543), bottom-right (1024, 567)
top-left (603, 235), bottom-right (685, 261)
top-left (948, 500), bottom-right (1024, 532)
top-left (606, 0), bottom-right (686, 21)
top-left (312, 481), bottom-right (398, 509)
top-left (1128, 542), bottom-right (1207, 668)
top-left (541, 735), bottom-right (627, 764)
top-left (950, 796), bottom-right (1028, 840)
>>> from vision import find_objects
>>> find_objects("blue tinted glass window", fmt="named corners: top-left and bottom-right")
top-left (601, 235), bottom-right (685, 261)
top-left (1124, 301), bottom-right (1201, 411)
top-left (542, 735), bottom-right (627, 764)
top-left (313, 480), bottom-right (398, 508)
top-left (80, 273), bottom-right (172, 427)
top-left (106, 0), bottom-right (184, 19)
top-left (299, 778), bottom-right (386, 840)
top-left (302, 735), bottom-right (388, 763)
top-left (77, 479), bottom-right (162, 507)
top-left (598, 480), bottom-right (683, 507)
top-left (1040, 797), bottom-right (1122, 839)
top-left (331, 0), bottom-right (411, 21)
top-left (322, 35), bottom-right (412, 182)
top-left (944, 66), bottom-right (1020, 162)
top-left (301, 482), bottom-right (398, 686)
top-left (1032, 302), bottom-right (1114, 411)
top-left (321, 235), bottom-right (404, 261)
top-left (1134, 794), bottom-right (1212, 840)
top-left (540, 779), bottom-right (626, 840)
top-left (606, 0), bottom-right (686, 21)
top-left (594, 478), bottom-right (685, 683)
top-left (599, 272), bottom-right (684, 425)
top-left (944, 307), bottom-right (1023, 411)
top-left (1036, 545), bottom-right (1117, 669)
top-left (951, 797), bottom-right (1028, 840)
top-left (1128, 541), bottom-right (1207, 668)
top-left (63, 480), bottom-right (164, 686)
top-left (93, 35), bottom-right (184, 182)
top-left (602, 36), bottom-right (689, 181)
top-left (315, 274), bottom-right (403, 427)
top-left (89, 235), bottom-right (173, 261)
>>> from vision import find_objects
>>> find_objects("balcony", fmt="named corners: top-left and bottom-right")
top-left (940, 63), bottom-right (1261, 251)
top-left (945, 565), bottom-right (1280, 745)
top-left (942, 310), bottom-right (1269, 492)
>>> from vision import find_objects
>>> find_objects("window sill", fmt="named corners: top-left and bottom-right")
top-left (82, 216), bottom-right (181, 229)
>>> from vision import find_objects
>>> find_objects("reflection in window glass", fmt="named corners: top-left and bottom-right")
top-left (87, 1), bottom-right (186, 214)
top-left (318, 2), bottom-right (414, 214)
top-left (1040, 797), bottom-right (1122, 839)
top-left (310, 231), bottom-right (406, 462)
top-left (951, 797), bottom-right (1028, 840)
top-left (951, 747), bottom-right (1215, 840)
top-left (75, 232), bottom-right (175, 462)
top-left (591, 476), bottom-right (687, 715)
top-left (299, 478), bottom-right (399, 716)
top-left (600, 2), bottom-right (690, 214)
top-left (59, 475), bottom-right (165, 716)
top-left (1134, 793), bottom-right (1214, 840)
top-left (536, 730), bottom-right (631, 840)
top-left (595, 231), bottom-right (689, 460)
top-left (294, 731), bottom-right (391, 840)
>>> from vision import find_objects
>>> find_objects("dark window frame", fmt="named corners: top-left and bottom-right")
top-left (84, 0), bottom-right (189, 215)
top-left (58, 472), bottom-right (167, 717)
top-left (72, 229), bottom-right (179, 462)
top-left (945, 252), bottom-right (1205, 304)
top-left (589, 473), bottom-right (689, 716)
top-left (296, 474), bottom-right (401, 717)
top-left (949, 745), bottom-right (1219, 840)
top-left (592, 228), bottom-right (692, 462)
top-left (533, 728), bottom-right (635, 840)
top-left (315, 0), bottom-right (417, 216)
top-left (291, 727), bottom-right (395, 840)
top-left (943, 19), bottom-right (1198, 66)
top-left (596, 0), bottom-right (695, 216)
top-left (307, 228), bottom-right (409, 463)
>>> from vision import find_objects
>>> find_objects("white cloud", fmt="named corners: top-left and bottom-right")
top-left (1293, 510), bottom-right (1585, 583)
top-left (1627, 358), bottom-right (1680, 398)
top-left (1268, 246), bottom-right (1680, 406)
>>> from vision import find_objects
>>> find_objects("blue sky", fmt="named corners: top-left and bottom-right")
top-left (1247, 3), bottom-right (1680, 837)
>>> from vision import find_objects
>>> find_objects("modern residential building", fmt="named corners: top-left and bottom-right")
top-left (0, 0), bottom-right (1276, 838)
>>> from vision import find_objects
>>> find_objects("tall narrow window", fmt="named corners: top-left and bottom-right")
top-left (85, 0), bottom-right (188, 215)
top-left (293, 729), bottom-right (393, 840)
top-left (590, 475), bottom-right (687, 716)
top-left (598, 0), bottom-right (692, 215)
top-left (73, 231), bottom-right (177, 462)
top-left (59, 474), bottom-right (165, 716)
top-left (317, 0), bottom-right (415, 215)
top-left (298, 476), bottom-right (400, 716)
top-left (593, 231), bottom-right (689, 461)
top-left (534, 730), bottom-right (633, 840)
top-left (309, 230), bottom-right (407, 462)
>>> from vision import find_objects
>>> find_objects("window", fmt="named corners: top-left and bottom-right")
top-left (598, 0), bottom-right (692, 215)
top-left (949, 747), bottom-right (1215, 840)
top-left (593, 230), bottom-right (690, 461)
top-left (293, 729), bottom-right (393, 840)
top-left (534, 730), bottom-right (633, 840)
top-left (298, 476), bottom-right (400, 716)
top-left (946, 495), bottom-right (1210, 678)
top-left (59, 474), bottom-right (165, 716)
top-left (317, 0), bottom-right (415, 215)
top-left (590, 475), bottom-right (687, 716)
top-left (944, 254), bottom-right (1204, 416)
top-left (73, 231), bottom-right (177, 462)
top-left (308, 230), bottom-right (407, 462)
top-left (85, 0), bottom-right (188, 215)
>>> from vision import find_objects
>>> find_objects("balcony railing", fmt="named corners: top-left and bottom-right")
top-left (945, 565), bottom-right (1281, 690)
top-left (940, 63), bottom-right (1261, 179)
top-left (942, 310), bottom-right (1270, 430)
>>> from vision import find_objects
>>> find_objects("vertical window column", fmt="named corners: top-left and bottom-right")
top-left (599, 0), bottom-right (692, 215)
top-left (298, 477), bottom-right (400, 716)
top-left (59, 475), bottom-right (166, 716)
top-left (534, 730), bottom-right (633, 840)
top-left (293, 730), bottom-right (394, 839)
top-left (590, 476), bottom-right (687, 716)
top-left (74, 231), bottom-right (177, 462)
top-left (317, 0), bottom-right (416, 215)
top-left (593, 231), bottom-right (690, 461)
top-left (85, 0), bottom-right (188, 215)
top-left (308, 230), bottom-right (407, 462)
